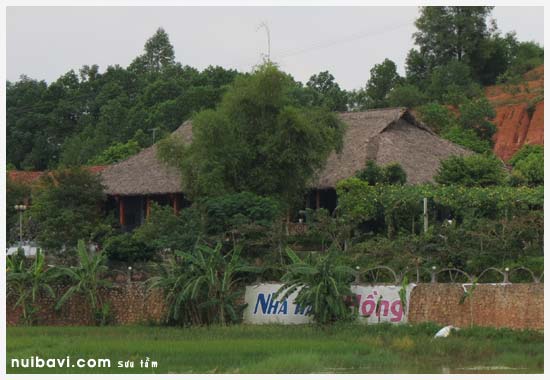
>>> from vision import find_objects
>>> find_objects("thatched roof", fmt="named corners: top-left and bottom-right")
top-left (313, 108), bottom-right (471, 188)
top-left (8, 166), bottom-right (108, 186)
top-left (100, 109), bottom-right (471, 195)
top-left (100, 122), bottom-right (192, 195)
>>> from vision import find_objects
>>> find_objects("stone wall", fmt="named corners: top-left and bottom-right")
top-left (7, 283), bottom-right (167, 326)
top-left (6, 282), bottom-right (543, 330)
top-left (408, 283), bottom-right (543, 330)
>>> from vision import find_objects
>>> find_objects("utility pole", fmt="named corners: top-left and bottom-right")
top-left (14, 204), bottom-right (27, 246)
top-left (149, 128), bottom-right (159, 144)
top-left (257, 22), bottom-right (271, 62)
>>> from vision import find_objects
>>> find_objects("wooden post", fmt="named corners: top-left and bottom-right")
top-left (316, 189), bottom-right (321, 209)
top-left (118, 196), bottom-right (125, 226)
top-left (146, 196), bottom-right (151, 219)
top-left (170, 194), bottom-right (180, 215)
top-left (423, 197), bottom-right (428, 233)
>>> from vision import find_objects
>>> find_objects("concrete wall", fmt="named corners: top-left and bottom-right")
top-left (7, 282), bottom-right (543, 330)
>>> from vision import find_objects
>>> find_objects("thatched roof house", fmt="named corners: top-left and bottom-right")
top-left (101, 107), bottom-right (470, 196)
top-left (99, 107), bottom-right (471, 227)
top-left (315, 108), bottom-right (471, 188)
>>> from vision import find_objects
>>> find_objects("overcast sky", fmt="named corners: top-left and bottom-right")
top-left (6, 6), bottom-right (544, 90)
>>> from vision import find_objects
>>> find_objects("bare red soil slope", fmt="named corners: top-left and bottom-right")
top-left (486, 65), bottom-right (544, 161)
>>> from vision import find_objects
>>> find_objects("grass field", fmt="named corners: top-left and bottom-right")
top-left (7, 323), bottom-right (543, 374)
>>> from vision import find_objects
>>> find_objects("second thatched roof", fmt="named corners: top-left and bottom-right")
top-left (100, 108), bottom-right (471, 195)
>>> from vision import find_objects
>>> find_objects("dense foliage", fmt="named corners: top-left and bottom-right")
top-left (356, 160), bottom-right (407, 185)
top-left (334, 178), bottom-right (543, 275)
top-left (158, 63), bottom-right (346, 208)
top-left (30, 167), bottom-right (108, 252)
top-left (435, 153), bottom-right (507, 186)
top-left (7, 28), bottom-right (240, 170)
top-left (148, 244), bottom-right (259, 326)
top-left (7, 251), bottom-right (57, 325)
top-left (417, 102), bottom-right (495, 153)
top-left (509, 145), bottom-right (544, 186)
top-left (6, 176), bottom-right (31, 244)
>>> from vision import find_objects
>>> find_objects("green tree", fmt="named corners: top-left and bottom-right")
top-left (88, 139), bottom-right (141, 165)
top-left (498, 40), bottom-right (544, 82)
top-left (405, 49), bottom-right (430, 90)
top-left (276, 248), bottom-right (356, 325)
top-left (458, 97), bottom-right (496, 142)
top-left (129, 27), bottom-right (176, 74)
top-left (55, 240), bottom-right (112, 325)
top-left (30, 168), bottom-right (107, 252)
top-left (387, 84), bottom-right (428, 108)
top-left (363, 59), bottom-right (402, 109)
top-left (306, 71), bottom-right (349, 111)
top-left (412, 7), bottom-right (494, 78)
top-left (427, 60), bottom-right (481, 103)
top-left (8, 28), bottom-right (240, 170)
top-left (158, 63), bottom-right (345, 208)
top-left (435, 153), bottom-right (506, 187)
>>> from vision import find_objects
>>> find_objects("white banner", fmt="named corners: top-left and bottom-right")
top-left (243, 283), bottom-right (416, 325)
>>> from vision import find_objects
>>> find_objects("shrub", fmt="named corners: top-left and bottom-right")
top-left (509, 145), bottom-right (543, 186)
top-left (435, 154), bottom-right (507, 187)
top-left (383, 163), bottom-right (407, 185)
top-left (416, 102), bottom-right (455, 133)
top-left (102, 233), bottom-right (156, 264)
top-left (513, 156), bottom-right (543, 187)
top-left (356, 160), bottom-right (384, 185)
top-left (202, 192), bottom-right (282, 235)
top-left (509, 144), bottom-right (543, 163)
top-left (442, 126), bottom-right (492, 153)
top-left (356, 161), bottom-right (407, 185)
top-left (133, 203), bottom-right (202, 252)
top-left (458, 97), bottom-right (496, 142)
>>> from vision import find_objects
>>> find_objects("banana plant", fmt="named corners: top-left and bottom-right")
top-left (148, 243), bottom-right (260, 326)
top-left (276, 248), bottom-right (357, 325)
top-left (55, 240), bottom-right (111, 325)
top-left (7, 250), bottom-right (57, 325)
